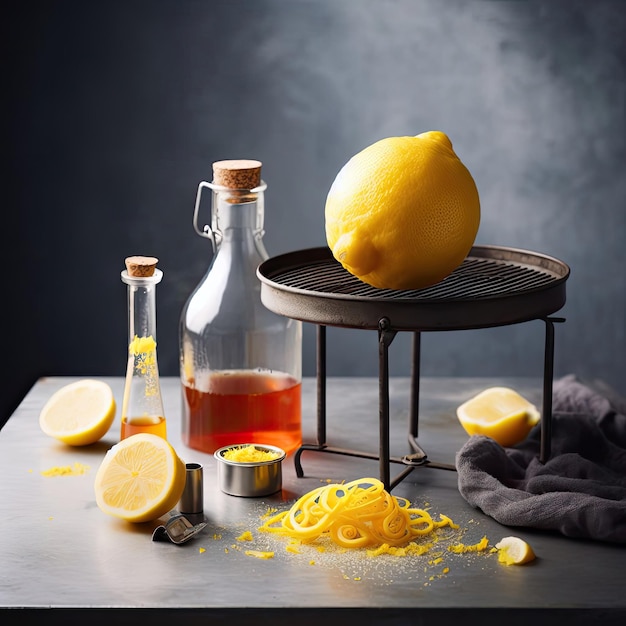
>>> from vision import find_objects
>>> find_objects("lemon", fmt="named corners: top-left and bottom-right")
top-left (495, 536), bottom-right (536, 565)
top-left (39, 379), bottom-right (116, 446)
top-left (325, 131), bottom-right (480, 290)
top-left (456, 387), bottom-right (540, 447)
top-left (94, 433), bottom-right (186, 523)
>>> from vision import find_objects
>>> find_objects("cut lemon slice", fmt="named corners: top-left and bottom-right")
top-left (456, 386), bottom-right (540, 447)
top-left (495, 536), bottom-right (536, 565)
top-left (94, 433), bottom-right (186, 523)
top-left (39, 379), bottom-right (116, 446)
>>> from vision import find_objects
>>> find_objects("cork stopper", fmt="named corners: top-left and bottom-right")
top-left (212, 159), bottom-right (262, 190)
top-left (125, 256), bottom-right (158, 277)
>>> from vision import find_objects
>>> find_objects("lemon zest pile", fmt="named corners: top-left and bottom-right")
top-left (259, 477), bottom-right (458, 549)
top-left (41, 462), bottom-right (90, 477)
top-left (236, 531), bottom-right (254, 542)
top-left (129, 335), bottom-right (157, 355)
top-left (245, 550), bottom-right (274, 559)
top-left (222, 445), bottom-right (281, 463)
top-left (447, 535), bottom-right (490, 554)
top-left (366, 541), bottom-right (433, 557)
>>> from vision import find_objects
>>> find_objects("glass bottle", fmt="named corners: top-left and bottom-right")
top-left (179, 159), bottom-right (302, 455)
top-left (120, 255), bottom-right (167, 440)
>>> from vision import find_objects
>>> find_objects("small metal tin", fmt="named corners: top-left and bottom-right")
top-left (214, 443), bottom-right (286, 497)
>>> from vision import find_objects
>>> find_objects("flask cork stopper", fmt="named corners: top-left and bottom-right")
top-left (125, 256), bottom-right (159, 277)
top-left (212, 159), bottom-right (262, 190)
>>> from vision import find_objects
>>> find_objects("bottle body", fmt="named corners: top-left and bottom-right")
top-left (121, 265), bottom-right (167, 440)
top-left (180, 165), bottom-right (302, 454)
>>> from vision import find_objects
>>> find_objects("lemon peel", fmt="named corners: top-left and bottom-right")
top-left (457, 387), bottom-right (540, 447)
top-left (495, 536), bottom-right (536, 565)
top-left (39, 379), bottom-right (116, 446)
top-left (94, 433), bottom-right (186, 523)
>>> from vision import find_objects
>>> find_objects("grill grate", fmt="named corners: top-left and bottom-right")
top-left (258, 245), bottom-right (570, 331)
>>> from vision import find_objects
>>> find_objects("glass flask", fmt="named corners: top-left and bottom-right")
top-left (179, 159), bottom-right (302, 454)
top-left (120, 255), bottom-right (167, 440)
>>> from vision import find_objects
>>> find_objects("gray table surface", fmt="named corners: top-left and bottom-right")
top-left (1, 376), bottom-right (624, 625)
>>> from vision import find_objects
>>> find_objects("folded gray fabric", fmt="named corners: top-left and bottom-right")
top-left (456, 374), bottom-right (626, 543)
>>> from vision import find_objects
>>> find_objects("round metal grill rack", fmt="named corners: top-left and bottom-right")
top-left (257, 245), bottom-right (570, 491)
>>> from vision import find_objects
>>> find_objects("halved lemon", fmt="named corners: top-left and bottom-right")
top-left (94, 433), bottom-right (186, 523)
top-left (456, 386), bottom-right (540, 447)
top-left (39, 379), bottom-right (116, 446)
top-left (495, 536), bottom-right (536, 565)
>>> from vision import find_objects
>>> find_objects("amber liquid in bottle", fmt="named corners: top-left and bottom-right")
top-left (120, 416), bottom-right (167, 439)
top-left (182, 370), bottom-right (301, 454)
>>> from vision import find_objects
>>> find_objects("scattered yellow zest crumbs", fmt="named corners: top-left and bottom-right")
top-left (259, 478), bottom-right (459, 549)
top-left (245, 550), bottom-right (274, 559)
top-left (236, 530), bottom-right (254, 542)
top-left (41, 462), bottom-right (90, 477)
top-left (367, 541), bottom-right (432, 557)
top-left (261, 507), bottom-right (278, 519)
top-left (199, 547), bottom-right (206, 554)
top-left (447, 535), bottom-right (490, 554)
top-left (428, 566), bottom-right (451, 582)
top-left (222, 445), bottom-right (281, 463)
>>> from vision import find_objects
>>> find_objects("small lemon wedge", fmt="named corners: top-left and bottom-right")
top-left (94, 433), bottom-right (186, 523)
top-left (456, 386), bottom-right (540, 447)
top-left (39, 379), bottom-right (116, 446)
top-left (495, 536), bottom-right (536, 565)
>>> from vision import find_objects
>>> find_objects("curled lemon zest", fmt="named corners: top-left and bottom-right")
top-left (259, 478), bottom-right (457, 548)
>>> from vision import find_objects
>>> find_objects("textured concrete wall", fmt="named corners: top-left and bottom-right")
top-left (4, 0), bottom-right (625, 425)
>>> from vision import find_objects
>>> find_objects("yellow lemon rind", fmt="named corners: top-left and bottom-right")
top-left (39, 379), bottom-right (117, 446)
top-left (495, 536), bottom-right (536, 565)
top-left (94, 433), bottom-right (186, 524)
top-left (324, 132), bottom-right (480, 290)
top-left (456, 387), bottom-right (540, 447)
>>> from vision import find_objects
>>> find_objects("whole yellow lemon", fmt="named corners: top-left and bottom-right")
top-left (325, 131), bottom-right (480, 290)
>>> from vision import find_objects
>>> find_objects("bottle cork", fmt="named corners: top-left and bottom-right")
top-left (212, 159), bottom-right (262, 190)
top-left (125, 256), bottom-right (158, 277)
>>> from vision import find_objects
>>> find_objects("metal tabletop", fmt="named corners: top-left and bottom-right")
top-left (1, 376), bottom-right (624, 625)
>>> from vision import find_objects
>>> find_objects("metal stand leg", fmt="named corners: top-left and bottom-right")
top-left (540, 316), bottom-right (565, 463)
top-left (409, 331), bottom-right (421, 441)
top-left (294, 325), bottom-right (327, 477)
top-left (378, 318), bottom-right (396, 489)
top-left (402, 329), bottom-right (455, 472)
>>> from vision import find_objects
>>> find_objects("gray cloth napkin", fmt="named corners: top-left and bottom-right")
top-left (456, 374), bottom-right (626, 543)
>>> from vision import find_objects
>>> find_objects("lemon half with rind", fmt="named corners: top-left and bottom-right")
top-left (456, 386), bottom-right (540, 447)
top-left (95, 433), bottom-right (186, 523)
top-left (39, 379), bottom-right (116, 446)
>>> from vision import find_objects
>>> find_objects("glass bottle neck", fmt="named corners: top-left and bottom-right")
top-left (212, 191), bottom-right (268, 259)
top-left (207, 180), bottom-right (266, 245)
top-left (216, 197), bottom-right (261, 233)
top-left (121, 269), bottom-right (162, 342)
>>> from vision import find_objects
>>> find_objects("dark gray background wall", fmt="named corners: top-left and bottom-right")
top-left (3, 0), bottom-right (625, 427)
